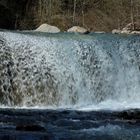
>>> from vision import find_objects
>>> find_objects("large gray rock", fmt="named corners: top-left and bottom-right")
top-left (112, 29), bottom-right (121, 34)
top-left (122, 22), bottom-right (140, 32)
top-left (121, 22), bottom-right (140, 34)
top-left (121, 30), bottom-right (131, 34)
top-left (35, 24), bottom-right (60, 33)
top-left (131, 31), bottom-right (140, 34)
top-left (67, 26), bottom-right (89, 34)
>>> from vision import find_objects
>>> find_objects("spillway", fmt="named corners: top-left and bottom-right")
top-left (0, 31), bottom-right (140, 140)
top-left (0, 31), bottom-right (140, 109)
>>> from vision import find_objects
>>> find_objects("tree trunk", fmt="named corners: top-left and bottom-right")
top-left (49, 0), bottom-right (52, 23)
top-left (82, 0), bottom-right (85, 27)
top-left (131, 0), bottom-right (135, 30)
top-left (73, 0), bottom-right (76, 24)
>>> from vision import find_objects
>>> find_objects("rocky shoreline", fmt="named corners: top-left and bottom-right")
top-left (1, 23), bottom-right (140, 35)
top-left (34, 23), bottom-right (140, 35)
top-left (112, 23), bottom-right (140, 35)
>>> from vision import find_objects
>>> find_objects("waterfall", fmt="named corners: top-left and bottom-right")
top-left (0, 31), bottom-right (140, 109)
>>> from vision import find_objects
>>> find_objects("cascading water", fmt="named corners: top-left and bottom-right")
top-left (0, 31), bottom-right (140, 109)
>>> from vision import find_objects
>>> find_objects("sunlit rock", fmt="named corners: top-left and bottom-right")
top-left (131, 31), bottom-right (140, 34)
top-left (112, 29), bottom-right (121, 34)
top-left (121, 22), bottom-right (140, 34)
top-left (122, 22), bottom-right (140, 32)
top-left (121, 30), bottom-right (131, 34)
top-left (67, 26), bottom-right (89, 34)
top-left (35, 24), bottom-right (60, 33)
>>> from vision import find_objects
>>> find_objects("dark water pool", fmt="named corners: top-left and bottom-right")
top-left (0, 108), bottom-right (139, 140)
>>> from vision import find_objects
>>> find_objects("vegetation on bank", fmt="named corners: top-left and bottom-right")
top-left (0, 0), bottom-right (140, 31)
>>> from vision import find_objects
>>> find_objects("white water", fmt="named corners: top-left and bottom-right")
top-left (0, 31), bottom-right (140, 110)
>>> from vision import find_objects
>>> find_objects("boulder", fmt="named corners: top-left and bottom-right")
top-left (131, 31), bottom-right (140, 34)
top-left (112, 29), bottom-right (121, 34)
top-left (67, 26), bottom-right (89, 34)
top-left (35, 24), bottom-right (60, 33)
top-left (121, 30), bottom-right (131, 34)
top-left (122, 22), bottom-right (140, 32)
top-left (112, 23), bottom-right (140, 34)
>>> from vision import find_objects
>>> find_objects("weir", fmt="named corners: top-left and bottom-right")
top-left (0, 31), bottom-right (140, 109)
